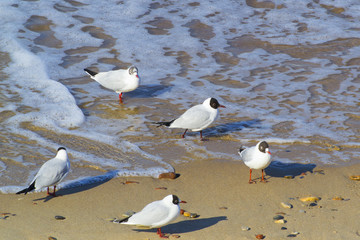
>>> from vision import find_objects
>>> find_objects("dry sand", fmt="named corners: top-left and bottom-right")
top-left (1, 159), bottom-right (360, 240)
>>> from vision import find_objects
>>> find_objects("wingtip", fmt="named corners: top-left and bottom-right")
top-left (84, 68), bottom-right (98, 77)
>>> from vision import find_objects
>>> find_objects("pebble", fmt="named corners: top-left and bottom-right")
top-left (158, 172), bottom-right (176, 179)
top-left (273, 215), bottom-right (284, 220)
top-left (171, 234), bottom-right (181, 238)
top-left (284, 175), bottom-right (294, 179)
top-left (183, 212), bottom-right (191, 217)
top-left (332, 196), bottom-right (344, 201)
top-left (287, 232), bottom-right (300, 238)
top-left (190, 213), bottom-right (199, 218)
top-left (241, 226), bottom-right (250, 231)
top-left (281, 227), bottom-right (287, 230)
top-left (299, 196), bottom-right (320, 202)
top-left (54, 215), bottom-right (65, 220)
top-left (349, 175), bottom-right (360, 181)
top-left (274, 219), bottom-right (286, 224)
top-left (255, 234), bottom-right (265, 239)
top-left (219, 206), bottom-right (228, 210)
top-left (281, 202), bottom-right (293, 209)
top-left (48, 237), bottom-right (57, 240)
top-left (299, 210), bottom-right (306, 214)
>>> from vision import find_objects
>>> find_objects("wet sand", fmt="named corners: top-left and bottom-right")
top-left (1, 158), bottom-right (359, 240)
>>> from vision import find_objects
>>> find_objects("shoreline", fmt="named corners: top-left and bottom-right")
top-left (1, 159), bottom-right (359, 240)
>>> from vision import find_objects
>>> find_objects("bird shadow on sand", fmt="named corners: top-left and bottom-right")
top-left (32, 171), bottom-right (118, 202)
top-left (133, 216), bottom-right (227, 234)
top-left (205, 119), bottom-right (262, 137)
top-left (127, 84), bottom-right (172, 98)
top-left (265, 161), bottom-right (317, 178)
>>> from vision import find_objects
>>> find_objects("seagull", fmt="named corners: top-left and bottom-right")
top-left (238, 141), bottom-right (272, 184)
top-left (84, 66), bottom-right (140, 103)
top-left (119, 194), bottom-right (186, 238)
top-left (16, 147), bottom-right (70, 196)
top-left (155, 97), bottom-right (225, 140)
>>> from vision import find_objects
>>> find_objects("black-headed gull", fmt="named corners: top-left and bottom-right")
top-left (155, 97), bottom-right (225, 140)
top-left (119, 194), bottom-right (186, 238)
top-left (16, 147), bottom-right (70, 196)
top-left (238, 141), bottom-right (272, 184)
top-left (84, 66), bottom-right (140, 103)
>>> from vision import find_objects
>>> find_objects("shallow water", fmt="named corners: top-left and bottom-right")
top-left (0, 0), bottom-right (359, 192)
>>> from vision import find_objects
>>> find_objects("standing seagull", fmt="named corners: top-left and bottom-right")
top-left (84, 66), bottom-right (140, 103)
top-left (238, 141), bottom-right (272, 184)
top-left (16, 147), bottom-right (70, 196)
top-left (119, 195), bottom-right (186, 238)
top-left (155, 98), bottom-right (225, 140)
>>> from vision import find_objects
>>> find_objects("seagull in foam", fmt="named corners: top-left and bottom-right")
top-left (16, 147), bottom-right (70, 196)
top-left (238, 141), bottom-right (272, 184)
top-left (84, 66), bottom-right (140, 103)
top-left (119, 194), bottom-right (186, 238)
top-left (155, 97), bottom-right (225, 140)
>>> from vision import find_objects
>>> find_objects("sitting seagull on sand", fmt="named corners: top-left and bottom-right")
top-left (238, 141), bottom-right (272, 184)
top-left (155, 98), bottom-right (225, 140)
top-left (16, 147), bottom-right (70, 196)
top-left (84, 66), bottom-right (140, 103)
top-left (119, 195), bottom-right (186, 238)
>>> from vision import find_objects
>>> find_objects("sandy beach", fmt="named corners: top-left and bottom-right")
top-left (1, 158), bottom-right (359, 240)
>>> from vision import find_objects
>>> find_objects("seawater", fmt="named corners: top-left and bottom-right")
top-left (0, 0), bottom-right (359, 193)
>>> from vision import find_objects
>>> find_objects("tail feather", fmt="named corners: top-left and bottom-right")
top-left (117, 216), bottom-right (130, 223)
top-left (154, 119), bottom-right (175, 127)
top-left (238, 146), bottom-right (246, 153)
top-left (84, 68), bottom-right (98, 77)
top-left (16, 181), bottom-right (35, 195)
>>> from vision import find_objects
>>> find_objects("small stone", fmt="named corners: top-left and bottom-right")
top-left (281, 202), bottom-right (293, 209)
top-left (158, 172), bottom-right (176, 179)
top-left (287, 234), bottom-right (297, 238)
top-left (299, 196), bottom-right (320, 203)
top-left (241, 226), bottom-right (250, 231)
top-left (349, 175), bottom-right (360, 181)
top-left (219, 206), bottom-right (228, 210)
top-left (309, 202), bottom-right (317, 207)
top-left (54, 215), bottom-right (65, 220)
top-left (171, 234), bottom-right (181, 238)
top-left (291, 232), bottom-right (300, 235)
top-left (48, 237), bottom-right (57, 240)
top-left (284, 175), bottom-right (294, 179)
top-left (255, 234), bottom-right (265, 239)
top-left (273, 215), bottom-right (284, 220)
top-left (332, 196), bottom-right (344, 201)
top-left (299, 210), bottom-right (306, 214)
top-left (281, 227), bottom-right (288, 230)
top-left (189, 213), bottom-right (198, 218)
top-left (274, 219), bottom-right (286, 224)
top-left (183, 212), bottom-right (191, 217)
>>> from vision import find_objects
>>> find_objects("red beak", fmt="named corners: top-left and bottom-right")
top-left (180, 200), bottom-right (187, 204)
top-left (220, 105), bottom-right (226, 108)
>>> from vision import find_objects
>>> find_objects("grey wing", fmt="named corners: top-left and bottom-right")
top-left (128, 202), bottom-right (169, 227)
top-left (34, 159), bottom-right (69, 187)
top-left (172, 105), bottom-right (212, 130)
top-left (239, 147), bottom-right (254, 163)
top-left (95, 70), bottom-right (127, 90)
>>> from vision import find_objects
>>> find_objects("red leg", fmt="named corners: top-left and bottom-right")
top-left (181, 129), bottom-right (188, 138)
top-left (157, 228), bottom-right (168, 238)
top-left (260, 169), bottom-right (268, 183)
top-left (248, 169), bottom-right (256, 184)
top-left (47, 186), bottom-right (57, 197)
top-left (200, 131), bottom-right (203, 140)
top-left (119, 93), bottom-right (123, 103)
